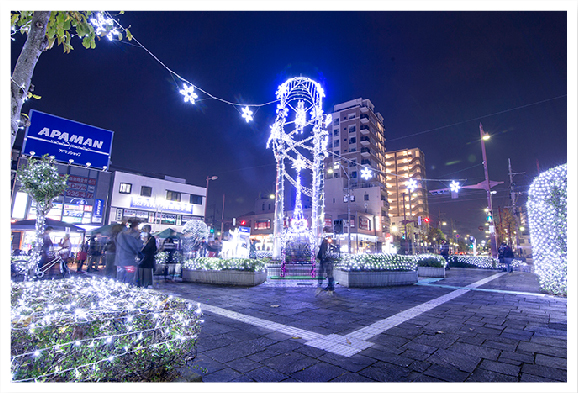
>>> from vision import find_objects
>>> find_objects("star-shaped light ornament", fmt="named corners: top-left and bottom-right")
top-left (292, 155), bottom-right (307, 172)
top-left (361, 166), bottom-right (372, 181)
top-left (241, 106), bottom-right (254, 123)
top-left (450, 180), bottom-right (461, 193)
top-left (179, 84), bottom-right (198, 104)
top-left (408, 178), bottom-right (418, 192)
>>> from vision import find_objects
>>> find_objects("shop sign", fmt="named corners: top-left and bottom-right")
top-left (22, 110), bottom-right (113, 169)
top-left (359, 216), bottom-right (371, 231)
top-left (130, 196), bottom-right (193, 215)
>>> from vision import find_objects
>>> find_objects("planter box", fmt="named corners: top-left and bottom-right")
top-left (334, 269), bottom-right (418, 288)
top-left (266, 263), bottom-right (315, 277)
top-left (418, 266), bottom-right (446, 278)
top-left (182, 268), bottom-right (267, 286)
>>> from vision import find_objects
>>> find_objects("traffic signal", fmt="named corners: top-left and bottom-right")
top-left (424, 217), bottom-right (430, 223)
top-left (210, 227), bottom-right (214, 233)
top-left (240, 220), bottom-right (246, 226)
top-left (333, 219), bottom-right (344, 234)
top-left (486, 211), bottom-right (493, 222)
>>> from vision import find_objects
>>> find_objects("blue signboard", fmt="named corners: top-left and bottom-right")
top-left (92, 199), bottom-right (104, 223)
top-left (23, 110), bottom-right (114, 169)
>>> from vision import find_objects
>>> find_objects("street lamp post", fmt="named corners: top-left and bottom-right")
top-left (204, 176), bottom-right (218, 225)
top-left (335, 160), bottom-right (352, 254)
top-left (480, 123), bottom-right (498, 258)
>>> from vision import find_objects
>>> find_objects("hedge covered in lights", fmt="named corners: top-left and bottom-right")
top-left (11, 276), bottom-right (202, 382)
top-left (336, 254), bottom-right (418, 272)
top-left (184, 257), bottom-right (267, 272)
top-left (527, 163), bottom-right (567, 296)
top-left (155, 251), bottom-right (184, 265)
top-left (448, 255), bottom-right (497, 269)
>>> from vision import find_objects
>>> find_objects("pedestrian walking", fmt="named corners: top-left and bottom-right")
top-left (440, 241), bottom-right (450, 270)
top-left (315, 236), bottom-right (335, 296)
top-left (138, 233), bottom-right (157, 288)
top-left (500, 242), bottom-right (515, 273)
top-left (115, 220), bottom-right (143, 284)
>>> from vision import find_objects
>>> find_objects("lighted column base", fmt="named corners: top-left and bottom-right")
top-left (181, 268), bottom-right (267, 286)
top-left (334, 269), bottom-right (418, 288)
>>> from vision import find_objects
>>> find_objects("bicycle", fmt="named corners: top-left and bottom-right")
top-left (11, 252), bottom-right (71, 281)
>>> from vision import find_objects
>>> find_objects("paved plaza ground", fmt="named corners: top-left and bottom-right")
top-left (145, 268), bottom-right (569, 384)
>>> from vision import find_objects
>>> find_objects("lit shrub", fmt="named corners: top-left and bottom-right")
top-left (527, 164), bottom-right (567, 295)
top-left (184, 257), bottom-right (267, 272)
top-left (11, 276), bottom-right (202, 382)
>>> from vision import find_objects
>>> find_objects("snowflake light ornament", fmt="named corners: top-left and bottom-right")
top-left (179, 84), bottom-right (198, 104)
top-left (241, 106), bottom-right (253, 123)
top-left (450, 180), bottom-right (460, 193)
top-left (361, 166), bottom-right (372, 181)
top-left (408, 178), bottom-right (418, 192)
top-left (292, 155), bottom-right (307, 172)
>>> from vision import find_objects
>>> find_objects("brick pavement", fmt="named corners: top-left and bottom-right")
top-left (149, 268), bottom-right (568, 383)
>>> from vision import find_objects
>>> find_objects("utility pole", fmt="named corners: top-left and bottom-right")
top-left (480, 123), bottom-right (498, 258)
top-left (508, 158), bottom-right (521, 254)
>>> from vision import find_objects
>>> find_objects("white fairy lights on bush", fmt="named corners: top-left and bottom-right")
top-left (11, 276), bottom-right (202, 382)
top-left (184, 257), bottom-right (267, 272)
top-left (527, 163), bottom-right (567, 295)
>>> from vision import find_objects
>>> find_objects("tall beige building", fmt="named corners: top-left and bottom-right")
top-left (385, 148), bottom-right (430, 251)
top-left (323, 98), bottom-right (392, 252)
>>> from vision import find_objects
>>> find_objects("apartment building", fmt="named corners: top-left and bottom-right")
top-left (384, 148), bottom-right (430, 252)
top-left (323, 98), bottom-right (392, 252)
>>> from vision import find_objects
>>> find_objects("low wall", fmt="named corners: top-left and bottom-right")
top-left (182, 269), bottom-right (267, 286)
top-left (417, 266), bottom-right (445, 278)
top-left (334, 269), bottom-right (418, 288)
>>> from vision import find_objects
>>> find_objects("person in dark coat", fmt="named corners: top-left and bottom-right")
top-left (315, 237), bottom-right (335, 296)
top-left (105, 224), bottom-right (125, 278)
top-left (138, 233), bottom-right (157, 288)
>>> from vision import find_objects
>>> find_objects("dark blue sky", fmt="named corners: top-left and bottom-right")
top-left (11, 10), bottom-right (569, 238)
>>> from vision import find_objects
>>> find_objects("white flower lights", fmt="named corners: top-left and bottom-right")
top-left (11, 277), bottom-right (203, 382)
top-left (527, 164), bottom-right (567, 295)
top-left (179, 83), bottom-right (198, 104)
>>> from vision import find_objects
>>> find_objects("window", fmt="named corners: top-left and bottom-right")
top-left (333, 129), bottom-right (339, 136)
top-left (166, 190), bottom-right (181, 202)
top-left (254, 220), bottom-right (271, 230)
top-left (349, 125), bottom-right (356, 133)
top-left (349, 147), bottom-right (357, 152)
top-left (349, 137), bottom-right (356, 144)
top-left (333, 173), bottom-right (340, 178)
top-left (333, 140), bottom-right (339, 147)
top-left (361, 159), bottom-right (370, 165)
top-left (119, 183), bottom-right (132, 194)
top-left (351, 171), bottom-right (357, 178)
top-left (333, 118), bottom-right (339, 125)
top-left (190, 194), bottom-right (203, 204)
top-left (140, 186), bottom-right (152, 197)
top-left (349, 159), bottom-right (357, 167)
top-left (348, 113), bottom-right (355, 120)
top-left (364, 194), bottom-right (370, 201)
top-left (262, 203), bottom-right (265, 211)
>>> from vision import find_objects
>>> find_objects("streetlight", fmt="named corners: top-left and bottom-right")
top-left (480, 123), bottom-right (498, 258)
top-left (204, 176), bottom-right (218, 224)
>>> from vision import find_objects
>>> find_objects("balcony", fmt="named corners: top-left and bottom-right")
top-left (360, 135), bottom-right (371, 146)
top-left (360, 147), bottom-right (371, 157)
top-left (360, 125), bottom-right (370, 135)
top-left (360, 114), bottom-right (370, 124)
top-left (360, 105), bottom-right (369, 113)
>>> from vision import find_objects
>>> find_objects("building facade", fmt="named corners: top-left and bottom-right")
top-left (107, 171), bottom-right (207, 232)
top-left (323, 98), bottom-right (392, 252)
top-left (384, 148), bottom-right (430, 253)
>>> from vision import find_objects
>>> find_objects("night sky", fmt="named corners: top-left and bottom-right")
top-left (10, 10), bottom-right (570, 239)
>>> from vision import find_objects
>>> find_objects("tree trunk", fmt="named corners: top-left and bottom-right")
top-left (27, 210), bottom-right (46, 280)
top-left (11, 11), bottom-right (51, 147)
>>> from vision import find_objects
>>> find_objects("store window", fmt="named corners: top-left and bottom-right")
top-left (190, 194), bottom-right (203, 204)
top-left (254, 220), bottom-right (271, 230)
top-left (119, 183), bottom-right (132, 194)
top-left (141, 186), bottom-right (152, 197)
top-left (166, 190), bottom-right (181, 202)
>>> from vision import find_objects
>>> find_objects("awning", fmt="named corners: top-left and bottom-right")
top-left (11, 218), bottom-right (86, 233)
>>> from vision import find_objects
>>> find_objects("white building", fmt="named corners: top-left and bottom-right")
top-left (108, 171), bottom-right (207, 232)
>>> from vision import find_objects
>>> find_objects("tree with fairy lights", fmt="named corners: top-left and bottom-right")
top-left (181, 219), bottom-right (209, 257)
top-left (11, 11), bottom-right (131, 147)
top-left (16, 154), bottom-right (68, 279)
top-left (527, 164), bottom-right (567, 295)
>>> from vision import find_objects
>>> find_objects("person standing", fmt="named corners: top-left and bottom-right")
top-left (138, 233), bottom-right (157, 288)
top-left (76, 239), bottom-right (88, 273)
top-left (86, 234), bottom-right (103, 273)
top-left (104, 224), bottom-right (124, 278)
top-left (161, 236), bottom-right (177, 281)
top-left (315, 237), bottom-right (335, 296)
top-left (440, 241), bottom-right (450, 270)
top-left (58, 233), bottom-right (71, 261)
top-left (115, 220), bottom-right (142, 284)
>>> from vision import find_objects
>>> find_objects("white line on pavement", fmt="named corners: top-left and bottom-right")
top-left (176, 273), bottom-right (505, 357)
